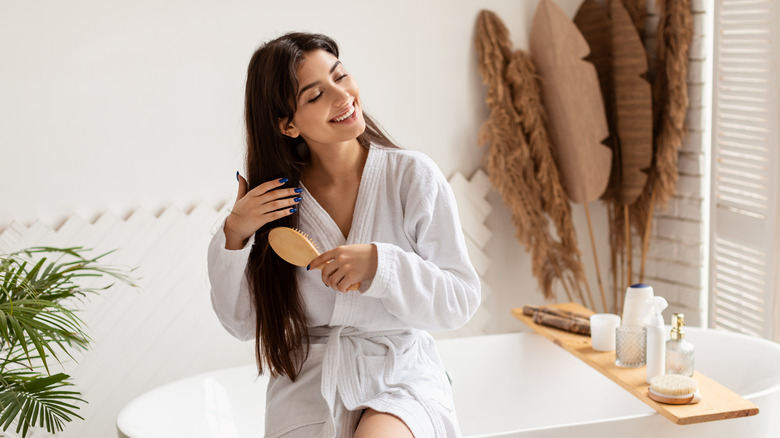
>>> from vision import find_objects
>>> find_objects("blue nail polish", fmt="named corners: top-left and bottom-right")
top-left (294, 197), bottom-right (302, 202)
top-left (289, 208), bottom-right (297, 213)
top-left (279, 178), bottom-right (289, 184)
top-left (294, 188), bottom-right (303, 193)
top-left (306, 264), bottom-right (310, 271)
top-left (236, 171), bottom-right (239, 181)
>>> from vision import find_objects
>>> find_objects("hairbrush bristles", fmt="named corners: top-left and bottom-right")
top-left (292, 228), bottom-right (320, 250)
top-left (267, 226), bottom-right (361, 291)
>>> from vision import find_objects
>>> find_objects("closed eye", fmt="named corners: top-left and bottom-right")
top-left (305, 72), bottom-right (348, 103)
top-left (308, 92), bottom-right (322, 103)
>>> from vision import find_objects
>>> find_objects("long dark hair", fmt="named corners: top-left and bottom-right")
top-left (244, 32), bottom-right (396, 380)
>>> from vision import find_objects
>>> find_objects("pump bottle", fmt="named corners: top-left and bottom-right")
top-left (666, 313), bottom-right (695, 376)
top-left (644, 296), bottom-right (668, 383)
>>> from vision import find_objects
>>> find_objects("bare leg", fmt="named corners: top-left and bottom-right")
top-left (353, 408), bottom-right (414, 438)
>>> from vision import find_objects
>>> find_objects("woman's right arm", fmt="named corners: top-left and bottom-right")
top-left (208, 226), bottom-right (256, 341)
top-left (207, 174), bottom-right (302, 341)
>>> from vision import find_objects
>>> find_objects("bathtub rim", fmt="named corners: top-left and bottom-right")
top-left (449, 327), bottom-right (780, 401)
top-left (434, 327), bottom-right (778, 436)
top-left (117, 327), bottom-right (780, 437)
top-left (684, 327), bottom-right (780, 400)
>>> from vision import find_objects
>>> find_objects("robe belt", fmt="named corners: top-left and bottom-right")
top-left (307, 326), bottom-right (446, 438)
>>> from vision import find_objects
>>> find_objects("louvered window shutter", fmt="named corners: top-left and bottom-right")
top-left (709, 0), bottom-right (780, 340)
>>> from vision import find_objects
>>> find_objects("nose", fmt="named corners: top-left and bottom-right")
top-left (332, 86), bottom-right (351, 107)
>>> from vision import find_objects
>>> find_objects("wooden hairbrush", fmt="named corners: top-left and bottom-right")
top-left (268, 227), bottom-right (360, 292)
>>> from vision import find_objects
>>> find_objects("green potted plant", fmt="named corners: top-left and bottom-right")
top-left (0, 246), bottom-right (136, 437)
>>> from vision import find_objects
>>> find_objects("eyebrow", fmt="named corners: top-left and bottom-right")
top-left (297, 60), bottom-right (343, 99)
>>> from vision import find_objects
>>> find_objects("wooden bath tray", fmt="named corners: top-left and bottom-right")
top-left (512, 303), bottom-right (759, 425)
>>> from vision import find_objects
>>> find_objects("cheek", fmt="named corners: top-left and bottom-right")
top-left (292, 108), bottom-right (317, 130)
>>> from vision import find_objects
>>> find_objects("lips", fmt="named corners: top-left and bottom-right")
top-left (330, 104), bottom-right (356, 123)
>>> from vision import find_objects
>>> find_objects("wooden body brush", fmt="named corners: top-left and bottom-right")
top-left (648, 375), bottom-right (701, 405)
top-left (268, 227), bottom-right (360, 292)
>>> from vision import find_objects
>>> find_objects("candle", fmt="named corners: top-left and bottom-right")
top-left (590, 313), bottom-right (621, 351)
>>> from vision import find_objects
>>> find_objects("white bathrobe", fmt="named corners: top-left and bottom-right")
top-left (208, 145), bottom-right (481, 438)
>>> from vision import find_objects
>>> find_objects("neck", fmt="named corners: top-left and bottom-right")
top-left (304, 139), bottom-right (367, 186)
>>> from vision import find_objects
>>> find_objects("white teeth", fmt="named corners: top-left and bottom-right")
top-left (332, 105), bottom-right (355, 122)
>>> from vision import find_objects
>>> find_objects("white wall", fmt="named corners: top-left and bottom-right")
top-left (1, 0), bottom-right (559, 226)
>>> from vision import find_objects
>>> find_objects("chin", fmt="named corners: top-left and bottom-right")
top-left (344, 115), bottom-right (367, 141)
top-left (355, 119), bottom-right (367, 136)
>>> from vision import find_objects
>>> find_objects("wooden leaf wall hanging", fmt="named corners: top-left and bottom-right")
top-left (573, 0), bottom-right (613, 135)
top-left (574, 0), bottom-right (653, 308)
top-left (530, 0), bottom-right (614, 311)
top-left (530, 0), bottom-right (612, 205)
top-left (609, 0), bottom-right (653, 207)
top-left (619, 0), bottom-right (647, 40)
top-left (574, 0), bottom-right (621, 306)
top-left (475, 10), bottom-right (588, 303)
top-left (610, 0), bottom-right (653, 298)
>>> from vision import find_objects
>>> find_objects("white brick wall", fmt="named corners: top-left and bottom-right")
top-left (634, 0), bottom-right (710, 326)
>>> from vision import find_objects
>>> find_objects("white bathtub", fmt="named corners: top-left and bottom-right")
top-left (116, 327), bottom-right (780, 437)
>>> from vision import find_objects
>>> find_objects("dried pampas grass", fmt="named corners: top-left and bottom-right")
top-left (475, 10), bottom-right (587, 302)
top-left (633, 0), bottom-right (694, 281)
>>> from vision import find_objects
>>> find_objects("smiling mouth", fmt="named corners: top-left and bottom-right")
top-left (330, 104), bottom-right (356, 123)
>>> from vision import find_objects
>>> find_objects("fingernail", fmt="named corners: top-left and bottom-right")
top-left (279, 178), bottom-right (289, 184)
top-left (294, 188), bottom-right (303, 193)
top-left (306, 264), bottom-right (310, 271)
top-left (236, 171), bottom-right (239, 181)
top-left (289, 208), bottom-right (297, 213)
top-left (294, 197), bottom-right (302, 202)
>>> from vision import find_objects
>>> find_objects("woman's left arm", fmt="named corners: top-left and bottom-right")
top-left (362, 165), bottom-right (481, 332)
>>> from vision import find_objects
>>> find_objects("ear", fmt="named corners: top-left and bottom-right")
top-left (279, 119), bottom-right (300, 138)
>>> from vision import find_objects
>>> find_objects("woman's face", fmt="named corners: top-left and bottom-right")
top-left (282, 49), bottom-right (366, 148)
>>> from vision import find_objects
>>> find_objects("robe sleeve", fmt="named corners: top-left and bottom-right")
top-left (207, 222), bottom-right (256, 341)
top-left (362, 156), bottom-right (481, 332)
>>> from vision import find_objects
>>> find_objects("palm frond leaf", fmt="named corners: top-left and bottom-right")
top-left (0, 246), bottom-right (137, 436)
top-left (0, 373), bottom-right (85, 438)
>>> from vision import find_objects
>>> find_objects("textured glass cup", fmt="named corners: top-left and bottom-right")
top-left (615, 326), bottom-right (647, 368)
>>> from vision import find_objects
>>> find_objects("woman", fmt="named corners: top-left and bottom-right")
top-left (208, 32), bottom-right (480, 438)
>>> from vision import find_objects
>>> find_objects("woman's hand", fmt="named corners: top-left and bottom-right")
top-left (309, 244), bottom-right (378, 293)
top-left (223, 174), bottom-right (301, 250)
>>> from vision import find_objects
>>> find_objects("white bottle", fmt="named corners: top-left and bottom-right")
top-left (622, 284), bottom-right (654, 327)
top-left (644, 296), bottom-right (668, 383)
